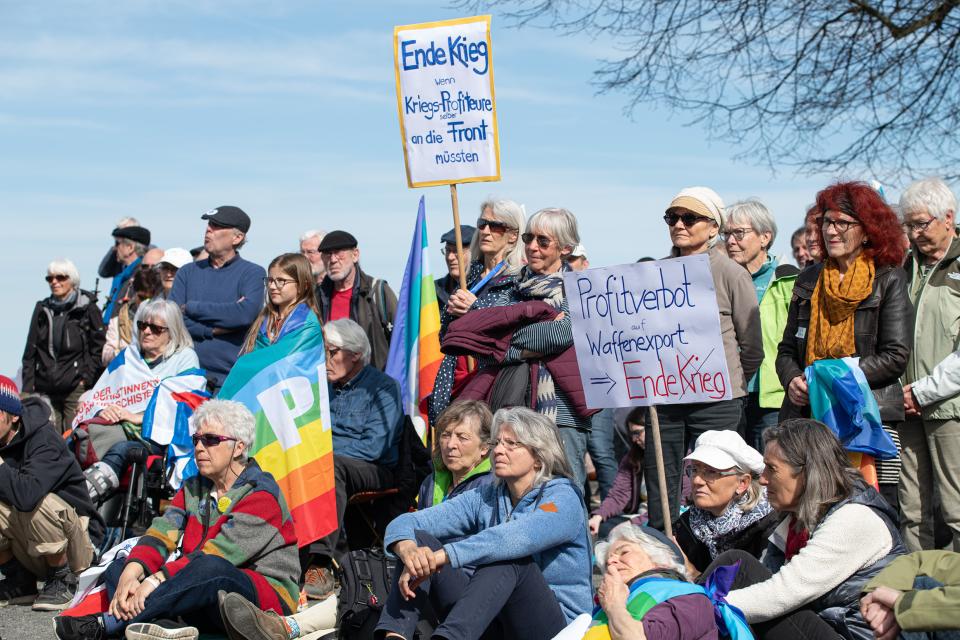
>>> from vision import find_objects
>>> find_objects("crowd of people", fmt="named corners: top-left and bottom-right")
top-left (0, 179), bottom-right (958, 640)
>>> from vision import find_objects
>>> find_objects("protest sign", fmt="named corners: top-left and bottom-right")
top-left (393, 15), bottom-right (500, 188)
top-left (564, 255), bottom-right (732, 409)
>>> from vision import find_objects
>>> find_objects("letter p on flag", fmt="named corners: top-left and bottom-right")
top-left (256, 376), bottom-right (313, 450)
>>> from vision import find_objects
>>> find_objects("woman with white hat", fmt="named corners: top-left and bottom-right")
top-left (674, 430), bottom-right (777, 577)
top-left (646, 187), bottom-right (763, 531)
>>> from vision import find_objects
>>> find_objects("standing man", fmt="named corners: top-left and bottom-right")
top-left (435, 225), bottom-right (475, 310)
top-left (900, 177), bottom-right (960, 551)
top-left (300, 229), bottom-right (327, 285)
top-left (102, 225), bottom-right (151, 323)
top-left (790, 226), bottom-right (813, 269)
top-left (315, 231), bottom-right (397, 371)
top-left (169, 206), bottom-right (265, 393)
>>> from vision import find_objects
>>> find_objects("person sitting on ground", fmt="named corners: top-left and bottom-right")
top-left (674, 430), bottom-right (777, 577)
top-left (588, 522), bottom-right (731, 640)
top-left (703, 419), bottom-right (905, 640)
top-left (240, 253), bottom-right (321, 355)
top-left (589, 410), bottom-right (646, 538)
top-left (0, 378), bottom-right (104, 612)
top-left (101, 263), bottom-right (163, 365)
top-left (83, 299), bottom-right (199, 504)
top-left (418, 399), bottom-right (494, 509)
top-left (54, 399), bottom-right (300, 640)
top-left (860, 550), bottom-right (960, 640)
top-left (374, 406), bottom-right (593, 640)
top-left (302, 318), bottom-right (404, 600)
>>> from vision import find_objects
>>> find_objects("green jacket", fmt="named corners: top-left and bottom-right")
top-left (758, 265), bottom-right (798, 409)
top-left (904, 236), bottom-right (960, 420)
top-left (863, 550), bottom-right (960, 631)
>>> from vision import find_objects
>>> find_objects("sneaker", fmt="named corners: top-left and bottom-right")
top-left (33, 570), bottom-right (77, 611)
top-left (218, 590), bottom-right (290, 640)
top-left (54, 614), bottom-right (106, 640)
top-left (0, 569), bottom-right (38, 606)
top-left (125, 619), bottom-right (199, 640)
top-left (303, 564), bottom-right (336, 600)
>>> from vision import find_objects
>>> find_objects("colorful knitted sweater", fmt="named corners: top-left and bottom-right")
top-left (124, 459), bottom-right (300, 614)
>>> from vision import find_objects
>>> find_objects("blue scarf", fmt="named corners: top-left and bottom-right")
top-left (103, 257), bottom-right (142, 322)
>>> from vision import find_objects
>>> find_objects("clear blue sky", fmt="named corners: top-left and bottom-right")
top-left (0, 1), bottom-right (905, 376)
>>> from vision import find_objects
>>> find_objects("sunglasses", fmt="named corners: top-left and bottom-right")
top-left (476, 218), bottom-right (511, 233)
top-left (136, 321), bottom-right (169, 335)
top-left (191, 433), bottom-right (238, 448)
top-left (663, 212), bottom-right (713, 227)
top-left (45, 274), bottom-right (69, 283)
top-left (521, 233), bottom-right (553, 249)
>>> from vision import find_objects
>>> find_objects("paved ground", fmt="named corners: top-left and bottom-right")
top-left (0, 599), bottom-right (59, 640)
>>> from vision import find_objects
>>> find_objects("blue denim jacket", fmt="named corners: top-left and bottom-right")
top-left (329, 365), bottom-right (403, 466)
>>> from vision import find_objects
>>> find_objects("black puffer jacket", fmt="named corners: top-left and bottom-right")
top-left (776, 263), bottom-right (913, 422)
top-left (676, 508), bottom-right (780, 574)
top-left (21, 290), bottom-right (105, 395)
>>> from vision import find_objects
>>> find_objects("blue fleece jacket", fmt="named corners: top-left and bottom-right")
top-left (169, 254), bottom-right (265, 386)
top-left (384, 477), bottom-right (593, 622)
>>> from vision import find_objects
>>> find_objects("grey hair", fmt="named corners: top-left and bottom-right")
top-left (526, 208), bottom-right (581, 254)
top-left (734, 467), bottom-right (763, 512)
top-left (133, 299), bottom-right (194, 357)
top-left (324, 318), bottom-right (371, 366)
top-left (47, 258), bottom-right (81, 289)
top-left (192, 399), bottom-right (256, 461)
top-left (899, 177), bottom-right (958, 222)
top-left (726, 199), bottom-right (778, 247)
top-left (116, 216), bottom-right (140, 227)
top-left (234, 230), bottom-right (248, 251)
top-left (490, 406), bottom-right (573, 488)
top-left (594, 522), bottom-right (688, 577)
top-left (763, 419), bottom-right (861, 532)
top-left (300, 229), bottom-right (326, 243)
top-left (471, 199), bottom-right (526, 269)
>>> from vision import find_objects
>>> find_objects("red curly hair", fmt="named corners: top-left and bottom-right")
top-left (815, 181), bottom-right (905, 267)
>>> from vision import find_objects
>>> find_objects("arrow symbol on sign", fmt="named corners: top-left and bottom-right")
top-left (590, 373), bottom-right (617, 394)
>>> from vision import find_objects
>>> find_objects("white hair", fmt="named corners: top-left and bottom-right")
top-left (471, 199), bottom-right (526, 269)
top-left (133, 299), bottom-right (193, 358)
top-left (594, 522), bottom-right (688, 576)
top-left (899, 177), bottom-right (958, 222)
top-left (324, 318), bottom-right (371, 366)
top-left (726, 199), bottom-right (778, 246)
top-left (192, 399), bottom-right (256, 461)
top-left (116, 216), bottom-right (140, 227)
top-left (526, 207), bottom-right (581, 252)
top-left (300, 229), bottom-right (326, 243)
top-left (491, 406), bottom-right (573, 488)
top-left (47, 258), bottom-right (81, 289)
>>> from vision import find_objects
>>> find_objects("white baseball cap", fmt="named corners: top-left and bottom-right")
top-left (684, 430), bottom-right (764, 475)
top-left (570, 244), bottom-right (587, 258)
top-left (158, 247), bottom-right (192, 270)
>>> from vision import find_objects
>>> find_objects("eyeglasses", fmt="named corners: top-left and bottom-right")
top-left (476, 218), bottom-right (511, 233)
top-left (722, 228), bottom-right (756, 242)
top-left (45, 274), bottom-right (69, 283)
top-left (664, 212), bottom-right (713, 227)
top-left (487, 437), bottom-right (525, 451)
top-left (442, 244), bottom-right (460, 256)
top-left (818, 216), bottom-right (861, 234)
top-left (191, 433), bottom-right (238, 448)
top-left (684, 465), bottom-right (741, 483)
top-left (136, 321), bottom-right (168, 335)
top-left (521, 233), bottom-right (554, 249)
top-left (263, 277), bottom-right (296, 288)
top-left (902, 218), bottom-right (937, 234)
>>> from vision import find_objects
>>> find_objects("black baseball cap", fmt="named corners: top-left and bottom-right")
top-left (441, 225), bottom-right (476, 247)
top-left (112, 226), bottom-right (151, 246)
top-left (318, 230), bottom-right (358, 252)
top-left (201, 206), bottom-right (251, 233)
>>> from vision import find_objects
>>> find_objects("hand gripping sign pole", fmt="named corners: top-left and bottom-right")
top-left (647, 406), bottom-right (672, 538)
top-left (394, 15), bottom-right (501, 292)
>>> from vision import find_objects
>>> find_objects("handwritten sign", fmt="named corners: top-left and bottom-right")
top-left (393, 15), bottom-right (501, 188)
top-left (563, 255), bottom-right (732, 408)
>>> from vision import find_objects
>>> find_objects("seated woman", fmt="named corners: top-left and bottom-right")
top-left (419, 400), bottom-right (494, 509)
top-left (706, 418), bottom-right (905, 640)
top-left (54, 399), bottom-right (300, 640)
top-left (587, 522), bottom-right (748, 640)
top-left (589, 413), bottom-right (646, 538)
top-left (674, 430), bottom-right (776, 577)
top-left (374, 406), bottom-right (593, 640)
top-left (83, 298), bottom-right (199, 503)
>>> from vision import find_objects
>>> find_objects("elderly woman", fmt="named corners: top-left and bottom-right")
top-left (102, 264), bottom-right (164, 365)
top-left (54, 400), bottom-right (300, 640)
top-left (587, 523), bottom-right (739, 640)
top-left (723, 200), bottom-right (798, 450)
top-left (649, 187), bottom-right (763, 531)
top-left (674, 430), bottom-right (776, 577)
top-left (374, 406), bottom-right (592, 640)
top-left (700, 419), bottom-right (905, 639)
top-left (82, 299), bottom-right (200, 504)
top-left (21, 259), bottom-right (106, 432)
top-left (777, 181), bottom-right (911, 509)
top-left (430, 199), bottom-right (525, 424)
top-left (419, 400), bottom-right (493, 508)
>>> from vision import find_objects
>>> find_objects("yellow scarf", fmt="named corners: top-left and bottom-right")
top-left (805, 254), bottom-right (875, 366)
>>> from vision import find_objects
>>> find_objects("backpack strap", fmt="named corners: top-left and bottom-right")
top-left (371, 278), bottom-right (393, 337)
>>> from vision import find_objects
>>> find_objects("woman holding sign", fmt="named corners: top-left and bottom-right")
top-left (648, 187), bottom-right (763, 532)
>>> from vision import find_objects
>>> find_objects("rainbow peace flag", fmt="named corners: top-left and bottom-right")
top-left (219, 310), bottom-right (336, 547)
top-left (386, 196), bottom-right (443, 441)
